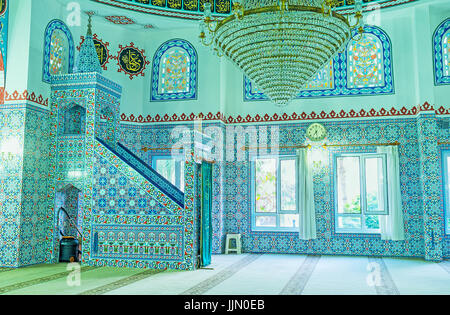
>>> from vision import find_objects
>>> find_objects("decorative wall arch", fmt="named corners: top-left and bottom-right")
top-left (63, 104), bottom-right (86, 135)
top-left (433, 18), bottom-right (450, 85)
top-left (150, 39), bottom-right (198, 102)
top-left (339, 24), bottom-right (394, 95)
top-left (43, 19), bottom-right (75, 83)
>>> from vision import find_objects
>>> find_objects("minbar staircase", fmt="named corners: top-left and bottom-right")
top-left (95, 137), bottom-right (185, 208)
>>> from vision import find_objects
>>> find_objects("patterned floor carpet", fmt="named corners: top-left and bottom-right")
top-left (1, 254), bottom-right (449, 295)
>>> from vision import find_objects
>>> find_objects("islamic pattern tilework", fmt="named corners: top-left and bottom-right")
top-left (118, 122), bottom-right (227, 254)
top-left (418, 113), bottom-right (443, 261)
top-left (48, 88), bottom-right (93, 263)
top-left (47, 71), bottom-right (197, 270)
top-left (19, 107), bottom-right (53, 267)
top-left (92, 152), bottom-right (174, 215)
top-left (88, 142), bottom-right (196, 269)
top-left (91, 224), bottom-right (184, 261)
top-left (433, 18), bottom-right (450, 85)
top-left (74, 34), bottom-right (103, 75)
top-left (222, 118), bottom-right (436, 259)
top-left (96, 89), bottom-right (121, 147)
top-left (56, 137), bottom-right (85, 191)
top-left (151, 39), bottom-right (198, 101)
top-left (117, 143), bottom-right (184, 207)
top-left (0, 104), bottom-right (53, 267)
top-left (62, 104), bottom-right (86, 135)
top-left (43, 20), bottom-right (75, 84)
top-left (47, 72), bottom-right (123, 264)
top-left (0, 107), bottom-right (26, 267)
top-left (244, 25), bottom-right (394, 101)
top-left (77, 34), bottom-right (111, 71)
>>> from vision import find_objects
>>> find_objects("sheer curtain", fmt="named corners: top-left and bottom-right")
top-left (377, 146), bottom-right (405, 241)
top-left (297, 148), bottom-right (317, 240)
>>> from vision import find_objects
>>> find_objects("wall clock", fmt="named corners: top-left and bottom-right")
top-left (306, 123), bottom-right (327, 142)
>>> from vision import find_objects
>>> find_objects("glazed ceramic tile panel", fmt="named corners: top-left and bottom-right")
top-left (50, 72), bottom-right (195, 269)
top-left (0, 104), bottom-right (53, 267)
top-left (118, 122), bottom-right (226, 254)
top-left (90, 140), bottom-right (196, 269)
top-left (92, 153), bottom-right (174, 216)
top-left (0, 106), bottom-right (25, 267)
top-left (417, 113), bottom-right (443, 261)
top-left (20, 107), bottom-right (53, 266)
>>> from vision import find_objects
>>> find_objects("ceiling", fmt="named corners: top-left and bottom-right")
top-left (56, 0), bottom-right (424, 31)
top-left (56, 0), bottom-right (198, 31)
top-left (90, 0), bottom-right (419, 20)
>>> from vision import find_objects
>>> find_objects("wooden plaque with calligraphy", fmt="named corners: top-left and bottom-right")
top-left (113, 42), bottom-right (150, 80)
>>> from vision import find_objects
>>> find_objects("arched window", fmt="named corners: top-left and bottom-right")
top-left (151, 39), bottom-right (198, 101)
top-left (341, 25), bottom-right (394, 95)
top-left (43, 20), bottom-right (75, 83)
top-left (50, 29), bottom-right (69, 75)
top-left (347, 33), bottom-right (384, 89)
top-left (433, 18), bottom-right (450, 85)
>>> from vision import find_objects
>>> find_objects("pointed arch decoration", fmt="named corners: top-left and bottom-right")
top-left (43, 19), bottom-right (75, 83)
top-left (339, 24), bottom-right (394, 95)
top-left (433, 18), bottom-right (450, 85)
top-left (150, 39), bottom-right (198, 102)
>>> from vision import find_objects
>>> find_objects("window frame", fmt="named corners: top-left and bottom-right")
top-left (250, 154), bottom-right (299, 232)
top-left (442, 150), bottom-right (450, 235)
top-left (334, 152), bottom-right (388, 234)
top-left (152, 155), bottom-right (185, 192)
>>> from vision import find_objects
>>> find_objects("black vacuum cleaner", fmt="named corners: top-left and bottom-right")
top-left (57, 207), bottom-right (82, 263)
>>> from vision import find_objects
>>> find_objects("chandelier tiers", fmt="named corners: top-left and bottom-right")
top-left (199, 0), bottom-right (365, 107)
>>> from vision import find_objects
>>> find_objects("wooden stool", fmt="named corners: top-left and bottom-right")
top-left (225, 234), bottom-right (242, 254)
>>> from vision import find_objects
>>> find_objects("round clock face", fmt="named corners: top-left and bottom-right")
top-left (306, 123), bottom-right (327, 142)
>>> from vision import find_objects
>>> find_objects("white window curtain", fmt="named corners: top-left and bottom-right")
top-left (297, 148), bottom-right (317, 240)
top-left (377, 145), bottom-right (405, 241)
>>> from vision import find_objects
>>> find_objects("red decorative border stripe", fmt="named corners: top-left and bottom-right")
top-left (4, 90), bottom-right (49, 107)
top-left (120, 102), bottom-right (449, 125)
top-left (2, 95), bottom-right (447, 123)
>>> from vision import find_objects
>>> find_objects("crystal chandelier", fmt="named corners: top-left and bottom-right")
top-left (199, 0), bottom-right (364, 107)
